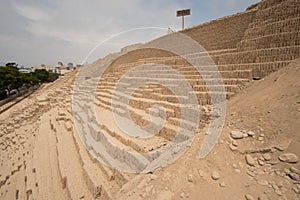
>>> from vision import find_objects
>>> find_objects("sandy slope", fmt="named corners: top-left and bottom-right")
top-left (0, 59), bottom-right (299, 200)
top-left (112, 58), bottom-right (300, 200)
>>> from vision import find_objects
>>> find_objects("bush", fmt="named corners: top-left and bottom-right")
top-left (0, 65), bottom-right (60, 92)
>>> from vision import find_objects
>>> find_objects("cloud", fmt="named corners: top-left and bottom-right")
top-left (0, 0), bottom-right (259, 67)
top-left (13, 2), bottom-right (52, 21)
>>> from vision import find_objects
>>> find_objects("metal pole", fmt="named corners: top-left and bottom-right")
top-left (182, 15), bottom-right (184, 30)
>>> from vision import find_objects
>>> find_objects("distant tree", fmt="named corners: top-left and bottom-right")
top-left (0, 65), bottom-right (21, 91)
top-left (33, 69), bottom-right (49, 83)
top-left (21, 73), bottom-right (39, 87)
top-left (48, 72), bottom-right (59, 82)
top-left (5, 62), bottom-right (18, 68)
top-left (0, 65), bottom-right (60, 93)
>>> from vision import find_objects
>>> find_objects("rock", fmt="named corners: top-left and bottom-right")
top-left (283, 168), bottom-right (290, 174)
top-left (272, 184), bottom-right (279, 190)
top-left (229, 143), bottom-right (238, 151)
top-left (198, 170), bottom-right (204, 177)
top-left (187, 174), bottom-right (193, 183)
top-left (247, 131), bottom-right (255, 137)
top-left (219, 182), bottom-right (226, 187)
top-left (150, 174), bottom-right (157, 181)
top-left (288, 173), bottom-right (299, 181)
top-left (258, 159), bottom-right (265, 166)
top-left (230, 130), bottom-right (244, 139)
top-left (290, 167), bottom-right (299, 174)
top-left (258, 137), bottom-right (264, 141)
top-left (257, 180), bottom-right (268, 186)
top-left (263, 153), bottom-right (272, 161)
top-left (275, 189), bottom-right (282, 196)
top-left (245, 154), bottom-right (256, 166)
top-left (232, 140), bottom-right (238, 147)
top-left (245, 194), bottom-right (255, 200)
top-left (211, 171), bottom-right (220, 180)
top-left (278, 153), bottom-right (299, 163)
top-left (247, 171), bottom-right (255, 177)
top-left (180, 192), bottom-right (185, 198)
top-left (249, 166), bottom-right (256, 172)
top-left (292, 187), bottom-right (299, 194)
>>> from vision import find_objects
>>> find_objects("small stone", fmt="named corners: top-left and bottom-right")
top-left (187, 174), bottom-right (193, 183)
top-left (198, 170), bottom-right (204, 177)
top-left (234, 169), bottom-right (241, 173)
top-left (258, 180), bottom-right (268, 186)
top-left (247, 131), bottom-right (255, 137)
top-left (277, 181), bottom-right (283, 188)
top-left (245, 154), bottom-right (256, 166)
top-left (245, 194), bottom-right (255, 200)
top-left (283, 168), bottom-right (290, 175)
top-left (272, 184), bottom-right (279, 190)
top-left (292, 187), bottom-right (299, 194)
top-left (232, 140), bottom-right (238, 147)
top-left (150, 174), bottom-right (157, 181)
top-left (266, 160), bottom-right (278, 165)
top-left (288, 173), bottom-right (299, 181)
top-left (263, 153), bottom-right (272, 161)
top-left (243, 133), bottom-right (248, 138)
top-left (230, 130), bottom-right (244, 139)
top-left (211, 171), bottom-right (220, 180)
top-left (290, 167), bottom-right (299, 174)
top-left (219, 182), bottom-right (226, 187)
top-left (229, 143), bottom-right (238, 151)
top-left (278, 153), bottom-right (299, 163)
top-left (247, 171), bottom-right (255, 177)
top-left (180, 192), bottom-right (185, 198)
top-left (258, 160), bottom-right (265, 166)
top-left (249, 166), bottom-right (256, 172)
top-left (258, 137), bottom-right (264, 141)
top-left (275, 189), bottom-right (282, 196)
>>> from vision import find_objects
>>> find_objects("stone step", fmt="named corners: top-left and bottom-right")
top-left (245, 16), bottom-right (300, 39)
top-left (51, 110), bottom-right (94, 200)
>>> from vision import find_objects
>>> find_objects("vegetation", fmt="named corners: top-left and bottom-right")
top-left (0, 63), bottom-right (60, 93)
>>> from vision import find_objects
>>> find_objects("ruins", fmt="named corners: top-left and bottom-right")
top-left (0, 0), bottom-right (299, 199)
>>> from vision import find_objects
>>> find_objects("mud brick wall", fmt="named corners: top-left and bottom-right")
top-left (183, 10), bottom-right (257, 51)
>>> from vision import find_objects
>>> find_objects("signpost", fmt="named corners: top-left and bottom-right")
top-left (176, 9), bottom-right (191, 30)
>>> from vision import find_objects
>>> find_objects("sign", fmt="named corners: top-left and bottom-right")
top-left (177, 9), bottom-right (191, 17)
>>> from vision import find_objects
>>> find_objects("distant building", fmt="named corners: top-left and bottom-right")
top-left (56, 67), bottom-right (71, 75)
top-left (18, 69), bottom-right (31, 73)
top-left (17, 65), bottom-right (32, 73)
top-left (31, 64), bottom-right (55, 73)
top-left (76, 63), bottom-right (83, 68)
top-left (67, 63), bottom-right (73, 68)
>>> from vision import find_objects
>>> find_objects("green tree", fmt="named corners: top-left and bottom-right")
top-left (32, 69), bottom-right (49, 83)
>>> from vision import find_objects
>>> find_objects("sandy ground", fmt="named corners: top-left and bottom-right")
top-left (0, 58), bottom-right (299, 200)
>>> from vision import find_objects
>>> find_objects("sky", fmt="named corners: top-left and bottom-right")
top-left (0, 0), bottom-right (259, 67)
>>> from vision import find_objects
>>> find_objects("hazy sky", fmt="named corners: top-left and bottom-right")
top-left (0, 0), bottom-right (259, 67)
